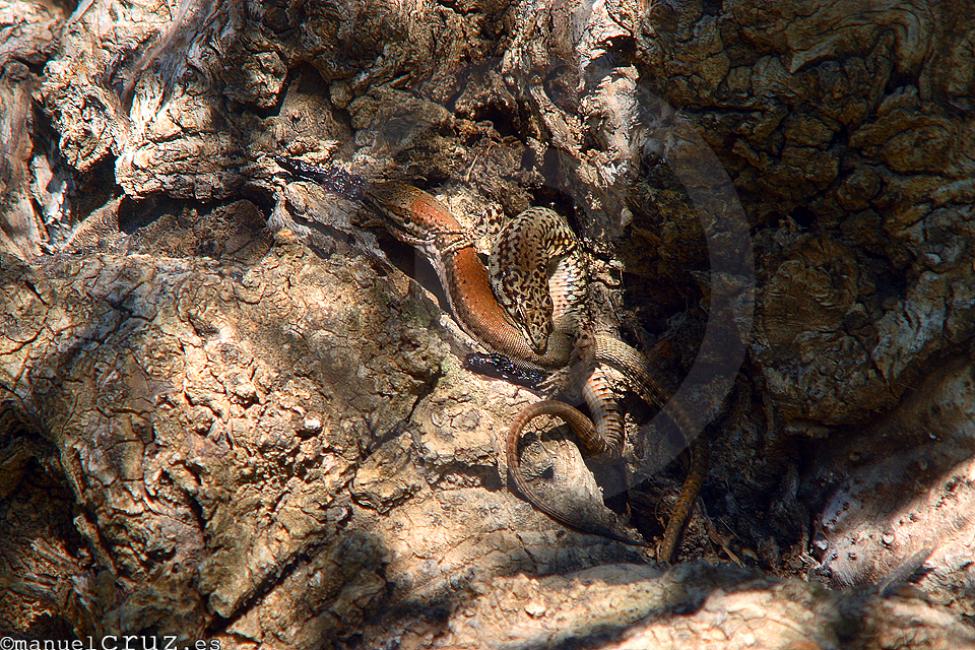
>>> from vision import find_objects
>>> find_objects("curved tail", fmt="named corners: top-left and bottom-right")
top-left (507, 400), bottom-right (647, 547)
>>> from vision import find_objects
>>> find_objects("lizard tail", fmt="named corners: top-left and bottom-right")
top-left (506, 400), bottom-right (646, 547)
top-left (657, 436), bottom-right (709, 563)
top-left (591, 334), bottom-right (710, 563)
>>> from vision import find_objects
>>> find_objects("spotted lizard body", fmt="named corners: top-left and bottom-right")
top-left (489, 207), bottom-right (585, 353)
top-left (275, 156), bottom-right (705, 561)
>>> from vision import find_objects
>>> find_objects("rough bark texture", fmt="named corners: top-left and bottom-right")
top-left (1, 0), bottom-right (974, 647)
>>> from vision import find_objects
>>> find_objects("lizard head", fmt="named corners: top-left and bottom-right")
top-left (364, 182), bottom-right (467, 258)
top-left (493, 260), bottom-right (557, 355)
top-left (514, 288), bottom-right (554, 354)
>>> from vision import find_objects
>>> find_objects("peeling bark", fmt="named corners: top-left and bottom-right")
top-left (2, 0), bottom-right (975, 647)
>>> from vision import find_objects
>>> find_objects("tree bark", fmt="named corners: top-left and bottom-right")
top-left (1, 0), bottom-right (974, 647)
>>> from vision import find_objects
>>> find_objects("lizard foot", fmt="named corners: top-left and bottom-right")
top-left (536, 366), bottom-right (578, 398)
top-left (464, 352), bottom-right (547, 389)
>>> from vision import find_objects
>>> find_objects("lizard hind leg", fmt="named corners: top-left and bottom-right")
top-left (536, 329), bottom-right (598, 399)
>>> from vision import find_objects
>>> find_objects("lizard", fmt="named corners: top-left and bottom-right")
top-left (273, 156), bottom-right (706, 559)
top-left (506, 331), bottom-right (710, 561)
top-left (488, 206), bottom-right (587, 353)
top-left (457, 195), bottom-right (709, 560)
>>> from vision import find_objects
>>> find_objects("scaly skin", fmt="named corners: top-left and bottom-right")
top-left (273, 157), bottom-right (577, 369)
top-left (275, 156), bottom-right (706, 559)
top-left (489, 207), bottom-right (584, 352)
top-left (363, 182), bottom-right (577, 369)
top-left (507, 400), bottom-right (640, 546)
top-left (483, 257), bottom-right (708, 560)
top-left (538, 332), bottom-right (707, 561)
top-left (489, 210), bottom-right (706, 559)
